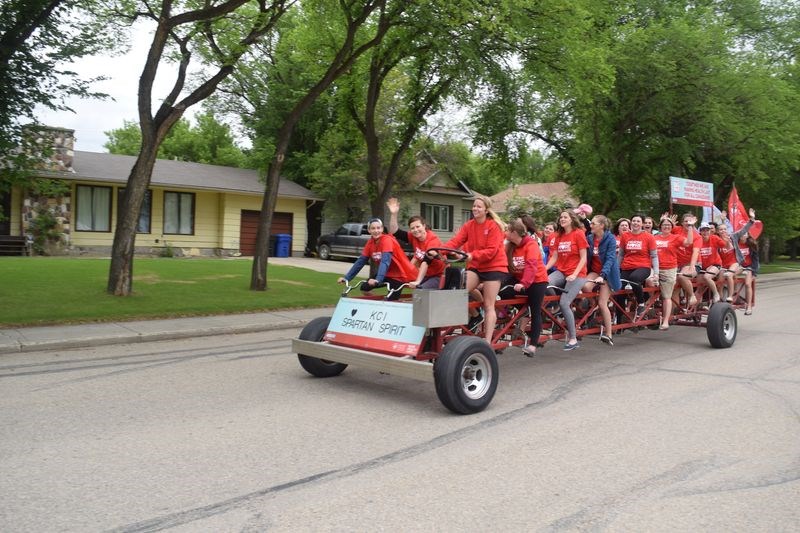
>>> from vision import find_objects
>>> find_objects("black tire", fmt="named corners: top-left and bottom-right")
top-left (318, 243), bottom-right (332, 260)
top-left (706, 303), bottom-right (737, 348)
top-left (434, 336), bottom-right (498, 414)
top-left (297, 316), bottom-right (348, 377)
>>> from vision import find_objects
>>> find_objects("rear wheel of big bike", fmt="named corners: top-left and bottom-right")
top-left (297, 317), bottom-right (348, 377)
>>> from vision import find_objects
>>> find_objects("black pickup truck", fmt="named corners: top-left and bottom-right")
top-left (316, 223), bottom-right (413, 260)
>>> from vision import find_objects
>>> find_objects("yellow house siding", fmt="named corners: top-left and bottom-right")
top-left (69, 181), bottom-right (115, 247)
top-left (219, 194), bottom-right (308, 254)
top-left (220, 194), bottom-right (262, 251)
top-left (65, 180), bottom-right (310, 255)
top-left (10, 187), bottom-right (22, 236)
top-left (277, 197), bottom-right (308, 254)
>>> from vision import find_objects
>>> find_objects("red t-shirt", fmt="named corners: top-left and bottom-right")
top-left (362, 235), bottom-right (418, 282)
top-left (654, 232), bottom-right (682, 269)
top-left (620, 231), bottom-right (656, 270)
top-left (554, 229), bottom-right (588, 277)
top-left (510, 236), bottom-right (548, 287)
top-left (673, 226), bottom-right (701, 266)
top-left (738, 244), bottom-right (752, 267)
top-left (444, 218), bottom-right (508, 272)
top-left (409, 230), bottom-right (445, 277)
top-left (719, 239), bottom-right (737, 268)
top-left (590, 241), bottom-right (602, 274)
top-left (699, 234), bottom-right (726, 268)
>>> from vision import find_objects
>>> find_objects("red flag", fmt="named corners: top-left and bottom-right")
top-left (727, 186), bottom-right (748, 232)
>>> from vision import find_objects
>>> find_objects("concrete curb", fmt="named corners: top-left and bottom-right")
top-left (0, 318), bottom-right (315, 355)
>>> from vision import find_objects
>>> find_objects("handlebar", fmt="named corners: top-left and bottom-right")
top-left (340, 279), bottom-right (410, 299)
top-left (425, 247), bottom-right (469, 264)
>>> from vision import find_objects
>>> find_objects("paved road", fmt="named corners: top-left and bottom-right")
top-left (1, 277), bottom-right (798, 531)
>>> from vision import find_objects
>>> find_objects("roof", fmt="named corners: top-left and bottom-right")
top-left (489, 182), bottom-right (576, 212)
top-left (410, 154), bottom-right (474, 197)
top-left (46, 151), bottom-right (322, 200)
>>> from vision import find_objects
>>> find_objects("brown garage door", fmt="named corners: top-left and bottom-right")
top-left (239, 210), bottom-right (293, 256)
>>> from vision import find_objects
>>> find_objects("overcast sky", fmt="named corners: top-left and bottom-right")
top-left (35, 24), bottom-right (192, 153)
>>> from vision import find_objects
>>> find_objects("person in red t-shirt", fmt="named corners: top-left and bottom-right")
top-left (386, 197), bottom-right (445, 289)
top-left (498, 218), bottom-right (549, 357)
top-left (618, 213), bottom-right (659, 315)
top-left (716, 209), bottom-right (757, 306)
top-left (698, 223), bottom-right (727, 303)
top-left (613, 218), bottom-right (631, 252)
top-left (544, 210), bottom-right (588, 351)
top-left (542, 222), bottom-right (557, 269)
top-left (654, 215), bottom-right (695, 329)
top-left (441, 195), bottom-right (508, 343)
top-left (338, 218), bottom-right (418, 300)
top-left (672, 213), bottom-right (701, 307)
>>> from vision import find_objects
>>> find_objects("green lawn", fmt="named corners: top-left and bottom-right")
top-left (757, 257), bottom-right (800, 274)
top-left (1, 256), bottom-right (797, 328)
top-left (0, 257), bottom-right (346, 327)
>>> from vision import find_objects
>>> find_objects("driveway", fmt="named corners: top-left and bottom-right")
top-left (268, 255), bottom-right (354, 275)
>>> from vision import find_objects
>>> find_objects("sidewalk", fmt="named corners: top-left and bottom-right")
top-left (0, 307), bottom-right (333, 355)
top-left (1, 268), bottom-right (796, 355)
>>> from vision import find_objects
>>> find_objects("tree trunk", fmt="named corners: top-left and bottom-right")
top-left (250, 158), bottom-right (284, 290)
top-left (249, 0), bottom-right (397, 290)
top-left (107, 149), bottom-right (159, 295)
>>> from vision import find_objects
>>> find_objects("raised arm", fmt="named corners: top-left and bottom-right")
top-left (386, 197), bottom-right (401, 235)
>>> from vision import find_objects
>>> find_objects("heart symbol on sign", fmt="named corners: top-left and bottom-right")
top-left (749, 220), bottom-right (763, 240)
top-left (350, 309), bottom-right (357, 316)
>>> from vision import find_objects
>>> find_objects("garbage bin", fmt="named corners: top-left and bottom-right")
top-left (274, 233), bottom-right (292, 257)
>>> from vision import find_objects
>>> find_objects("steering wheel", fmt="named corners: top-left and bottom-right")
top-left (425, 247), bottom-right (469, 264)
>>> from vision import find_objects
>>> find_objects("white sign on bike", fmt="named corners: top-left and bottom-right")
top-left (324, 298), bottom-right (426, 355)
top-left (670, 176), bottom-right (714, 207)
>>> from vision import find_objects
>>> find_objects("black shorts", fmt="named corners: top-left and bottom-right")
top-left (468, 269), bottom-right (507, 282)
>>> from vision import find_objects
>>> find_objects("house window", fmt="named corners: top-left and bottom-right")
top-left (163, 191), bottom-right (195, 235)
top-left (117, 189), bottom-right (152, 233)
top-left (462, 210), bottom-right (473, 225)
top-left (421, 203), bottom-right (453, 232)
top-left (75, 185), bottom-right (112, 232)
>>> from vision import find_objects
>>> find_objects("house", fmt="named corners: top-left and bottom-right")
top-left (0, 127), bottom-right (322, 257)
top-left (489, 182), bottom-right (576, 214)
top-left (319, 151), bottom-right (478, 242)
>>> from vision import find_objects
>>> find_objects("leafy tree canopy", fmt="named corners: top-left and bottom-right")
top-left (104, 110), bottom-right (249, 168)
top-left (0, 0), bottom-right (119, 174)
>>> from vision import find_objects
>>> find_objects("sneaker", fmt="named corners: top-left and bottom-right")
top-left (725, 297), bottom-right (733, 303)
top-left (744, 307), bottom-right (752, 315)
top-left (563, 341), bottom-right (580, 351)
top-left (467, 314), bottom-right (484, 332)
top-left (599, 334), bottom-right (614, 346)
top-left (522, 344), bottom-right (537, 357)
top-left (540, 327), bottom-right (553, 335)
top-left (636, 304), bottom-right (645, 316)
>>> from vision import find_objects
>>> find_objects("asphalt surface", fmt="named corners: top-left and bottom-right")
top-left (1, 258), bottom-right (797, 355)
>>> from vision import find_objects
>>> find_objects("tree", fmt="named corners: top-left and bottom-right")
top-left (338, 0), bottom-right (492, 218)
top-left (471, 0), bottom-right (800, 249)
top-left (0, 0), bottom-right (114, 211)
top-left (107, 0), bottom-right (291, 296)
top-left (239, 0), bottom-right (411, 291)
top-left (105, 110), bottom-right (248, 167)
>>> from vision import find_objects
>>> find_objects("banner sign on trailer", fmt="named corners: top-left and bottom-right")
top-left (325, 297), bottom-right (426, 356)
top-left (670, 176), bottom-right (714, 207)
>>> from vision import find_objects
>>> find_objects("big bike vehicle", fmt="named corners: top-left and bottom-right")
top-left (292, 248), bottom-right (753, 414)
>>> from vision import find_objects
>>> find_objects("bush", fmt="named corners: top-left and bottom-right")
top-left (29, 206), bottom-right (63, 255)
